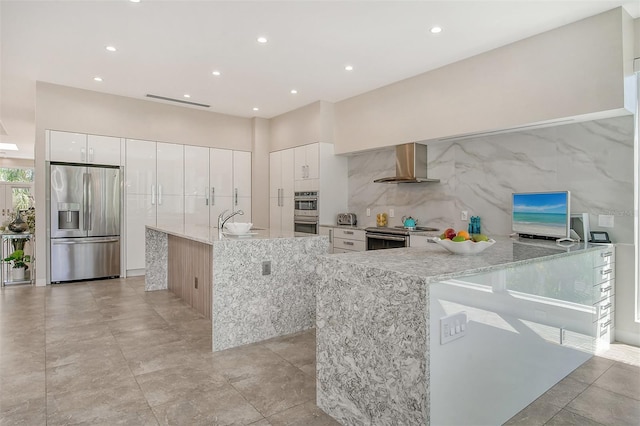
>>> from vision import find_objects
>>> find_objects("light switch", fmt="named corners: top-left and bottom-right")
top-left (598, 215), bottom-right (614, 228)
top-left (440, 312), bottom-right (467, 345)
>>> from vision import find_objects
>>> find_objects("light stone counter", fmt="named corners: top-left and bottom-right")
top-left (145, 225), bottom-right (329, 351)
top-left (316, 237), bottom-right (610, 425)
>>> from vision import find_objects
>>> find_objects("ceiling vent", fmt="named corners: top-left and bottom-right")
top-left (146, 94), bottom-right (210, 108)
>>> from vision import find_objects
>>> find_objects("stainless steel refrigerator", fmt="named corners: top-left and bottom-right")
top-left (49, 164), bottom-right (121, 283)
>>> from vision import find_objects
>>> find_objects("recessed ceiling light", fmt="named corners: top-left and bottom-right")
top-left (345, 65), bottom-right (354, 71)
top-left (257, 36), bottom-right (268, 44)
top-left (106, 45), bottom-right (117, 52)
top-left (184, 94), bottom-right (191, 98)
top-left (212, 70), bottom-right (221, 76)
top-left (253, 107), bottom-right (259, 111)
top-left (129, 0), bottom-right (141, 3)
top-left (0, 143), bottom-right (18, 151)
top-left (93, 77), bottom-right (103, 82)
top-left (290, 89), bottom-right (298, 94)
top-left (430, 26), bottom-right (442, 34)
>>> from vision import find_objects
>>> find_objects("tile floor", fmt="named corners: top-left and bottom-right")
top-left (1, 277), bottom-right (638, 425)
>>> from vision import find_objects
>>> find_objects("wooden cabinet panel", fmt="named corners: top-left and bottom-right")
top-left (168, 235), bottom-right (212, 319)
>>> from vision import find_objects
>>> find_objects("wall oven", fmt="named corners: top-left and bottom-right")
top-left (294, 191), bottom-right (318, 236)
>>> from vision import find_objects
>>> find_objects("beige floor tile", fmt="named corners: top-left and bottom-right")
top-left (0, 370), bottom-right (45, 411)
top-left (136, 365), bottom-right (228, 407)
top-left (199, 344), bottom-right (291, 383)
top-left (261, 330), bottom-right (316, 368)
top-left (566, 385), bottom-right (640, 425)
top-left (267, 401), bottom-right (340, 426)
top-left (567, 356), bottom-right (615, 385)
top-left (45, 334), bottom-right (123, 368)
top-left (114, 325), bottom-right (184, 355)
top-left (0, 396), bottom-right (47, 425)
top-left (503, 399), bottom-right (563, 425)
top-left (106, 311), bottom-right (169, 335)
top-left (151, 384), bottom-right (264, 426)
top-left (546, 409), bottom-right (606, 426)
top-left (124, 340), bottom-right (204, 376)
top-left (592, 363), bottom-right (640, 401)
top-left (46, 355), bottom-right (134, 394)
top-left (44, 321), bottom-right (111, 345)
top-left (232, 363), bottom-right (316, 418)
top-left (534, 376), bottom-right (589, 408)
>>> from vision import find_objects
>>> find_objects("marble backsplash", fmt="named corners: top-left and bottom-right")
top-left (348, 116), bottom-right (635, 244)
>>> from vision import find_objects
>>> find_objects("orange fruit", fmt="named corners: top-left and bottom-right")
top-left (457, 230), bottom-right (470, 240)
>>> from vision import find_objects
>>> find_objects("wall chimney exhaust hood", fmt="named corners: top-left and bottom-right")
top-left (374, 143), bottom-right (439, 184)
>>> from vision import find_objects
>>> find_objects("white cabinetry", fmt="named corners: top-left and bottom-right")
top-left (331, 227), bottom-right (366, 253)
top-left (319, 226), bottom-right (334, 253)
top-left (209, 148), bottom-right (233, 227)
top-left (49, 130), bottom-right (121, 165)
top-left (125, 139), bottom-right (184, 274)
top-left (294, 144), bottom-right (319, 190)
top-left (269, 149), bottom-right (294, 233)
top-left (233, 151), bottom-right (252, 222)
top-left (184, 145), bottom-right (210, 235)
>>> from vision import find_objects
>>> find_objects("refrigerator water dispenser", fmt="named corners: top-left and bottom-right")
top-left (57, 203), bottom-right (80, 230)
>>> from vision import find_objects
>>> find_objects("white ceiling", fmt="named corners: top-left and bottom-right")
top-left (1, 0), bottom-right (638, 159)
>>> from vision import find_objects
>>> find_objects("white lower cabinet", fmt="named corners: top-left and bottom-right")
top-left (326, 227), bottom-right (366, 253)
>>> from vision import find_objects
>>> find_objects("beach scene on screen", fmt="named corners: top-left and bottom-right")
top-left (512, 192), bottom-right (568, 238)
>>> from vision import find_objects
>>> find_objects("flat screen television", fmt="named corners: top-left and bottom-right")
top-left (512, 191), bottom-right (571, 240)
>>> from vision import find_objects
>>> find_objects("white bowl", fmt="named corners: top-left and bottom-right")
top-left (431, 237), bottom-right (496, 255)
top-left (224, 222), bottom-right (253, 235)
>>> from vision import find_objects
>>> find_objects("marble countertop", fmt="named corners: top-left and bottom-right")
top-left (146, 224), bottom-right (320, 245)
top-left (323, 237), bottom-right (607, 283)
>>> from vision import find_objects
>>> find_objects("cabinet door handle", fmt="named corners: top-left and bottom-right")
top-left (81, 147), bottom-right (86, 162)
top-left (600, 286), bottom-right (612, 293)
top-left (211, 187), bottom-right (215, 206)
top-left (205, 187), bottom-right (209, 206)
top-left (600, 320), bottom-right (611, 328)
top-left (343, 241), bottom-right (354, 246)
top-left (601, 303), bottom-right (612, 311)
top-left (328, 229), bottom-right (332, 243)
top-left (601, 268), bottom-right (613, 275)
top-left (235, 188), bottom-right (238, 206)
top-left (151, 185), bottom-right (156, 205)
top-left (343, 230), bottom-right (354, 235)
top-left (89, 147), bottom-right (94, 162)
top-left (600, 251), bottom-right (613, 258)
top-left (158, 184), bottom-right (163, 205)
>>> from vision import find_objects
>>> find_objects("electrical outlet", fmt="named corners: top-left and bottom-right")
top-left (366, 208), bottom-right (371, 217)
top-left (262, 261), bottom-right (271, 275)
top-left (461, 210), bottom-right (468, 221)
top-left (389, 209), bottom-right (395, 218)
top-left (440, 312), bottom-right (467, 345)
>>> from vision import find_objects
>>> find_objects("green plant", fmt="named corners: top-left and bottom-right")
top-left (4, 249), bottom-right (29, 270)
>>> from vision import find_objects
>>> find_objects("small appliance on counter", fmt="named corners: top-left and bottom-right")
top-left (337, 213), bottom-right (357, 226)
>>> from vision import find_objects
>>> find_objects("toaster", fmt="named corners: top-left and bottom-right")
top-left (337, 213), bottom-right (357, 226)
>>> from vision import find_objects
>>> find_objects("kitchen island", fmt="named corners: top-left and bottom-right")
top-left (317, 238), bottom-right (615, 425)
top-left (145, 225), bottom-right (329, 351)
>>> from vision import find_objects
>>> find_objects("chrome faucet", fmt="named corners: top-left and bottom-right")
top-left (218, 209), bottom-right (244, 230)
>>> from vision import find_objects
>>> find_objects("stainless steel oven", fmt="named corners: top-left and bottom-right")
top-left (365, 228), bottom-right (409, 250)
top-left (294, 191), bottom-right (318, 217)
top-left (294, 216), bottom-right (319, 236)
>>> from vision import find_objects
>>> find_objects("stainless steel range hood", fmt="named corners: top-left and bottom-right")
top-left (374, 143), bottom-right (440, 184)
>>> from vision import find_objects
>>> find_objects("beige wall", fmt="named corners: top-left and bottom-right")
top-left (269, 101), bottom-right (322, 152)
top-left (251, 117), bottom-right (270, 229)
top-left (0, 158), bottom-right (34, 168)
top-left (334, 7), bottom-right (634, 154)
top-left (34, 82), bottom-right (254, 285)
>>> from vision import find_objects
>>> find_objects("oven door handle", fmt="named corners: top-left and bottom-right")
top-left (367, 234), bottom-right (407, 242)
top-left (294, 217), bottom-right (319, 224)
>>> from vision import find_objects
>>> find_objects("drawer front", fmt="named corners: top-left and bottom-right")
top-left (333, 248), bottom-right (353, 254)
top-left (593, 249), bottom-right (615, 268)
top-left (593, 296), bottom-right (614, 322)
top-left (333, 228), bottom-right (365, 241)
top-left (593, 279), bottom-right (614, 302)
top-left (593, 264), bottom-right (615, 285)
top-left (595, 314), bottom-right (614, 341)
top-left (333, 237), bottom-right (366, 252)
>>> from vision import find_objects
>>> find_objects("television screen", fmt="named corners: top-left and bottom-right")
top-left (512, 191), bottom-right (571, 239)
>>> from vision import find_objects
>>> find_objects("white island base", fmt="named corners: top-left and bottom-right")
top-left (145, 226), bottom-right (329, 351)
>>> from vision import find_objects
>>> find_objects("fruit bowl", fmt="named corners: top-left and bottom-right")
top-left (224, 222), bottom-right (253, 235)
top-left (431, 237), bottom-right (496, 255)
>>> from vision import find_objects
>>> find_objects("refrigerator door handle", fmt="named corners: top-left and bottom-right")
top-left (86, 172), bottom-right (92, 231)
top-left (82, 173), bottom-right (89, 230)
top-left (151, 184), bottom-right (156, 205)
top-left (52, 238), bottom-right (120, 245)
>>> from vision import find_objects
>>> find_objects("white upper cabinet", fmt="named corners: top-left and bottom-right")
top-left (209, 148), bottom-right (234, 226)
top-left (49, 130), bottom-right (120, 165)
top-left (125, 139), bottom-right (157, 195)
top-left (184, 145), bottom-right (210, 232)
top-left (294, 143), bottom-right (319, 181)
top-left (156, 142), bottom-right (184, 196)
top-left (270, 149), bottom-right (295, 233)
top-left (233, 151), bottom-right (252, 222)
